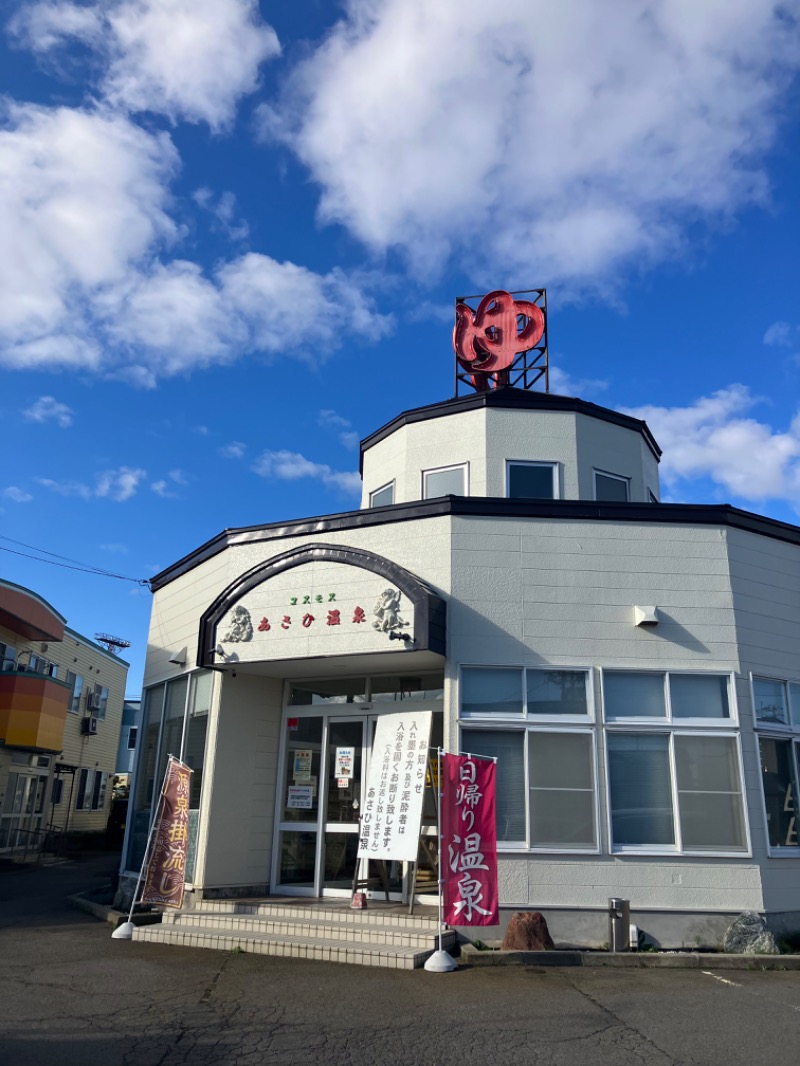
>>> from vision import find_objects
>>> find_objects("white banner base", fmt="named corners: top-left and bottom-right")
top-left (423, 949), bottom-right (457, 973)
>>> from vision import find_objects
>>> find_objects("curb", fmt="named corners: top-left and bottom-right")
top-left (459, 945), bottom-right (800, 970)
top-left (67, 892), bottom-right (162, 930)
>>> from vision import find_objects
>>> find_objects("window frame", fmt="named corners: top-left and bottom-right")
top-left (421, 462), bottom-right (469, 500)
top-left (368, 481), bottom-right (395, 508)
top-left (594, 469), bottom-right (630, 502)
top-left (505, 460), bottom-right (559, 501)
top-left (601, 668), bottom-right (737, 727)
top-left (604, 727), bottom-right (750, 858)
top-left (460, 665), bottom-right (595, 723)
top-left (459, 721), bottom-right (601, 854)
top-left (751, 673), bottom-right (800, 856)
top-left (66, 671), bottom-right (83, 714)
top-left (94, 684), bottom-right (109, 720)
top-left (459, 664), bottom-right (599, 854)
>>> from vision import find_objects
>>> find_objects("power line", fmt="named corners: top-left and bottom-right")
top-left (0, 536), bottom-right (151, 587)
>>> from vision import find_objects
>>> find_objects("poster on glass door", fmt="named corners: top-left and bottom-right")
top-left (357, 711), bottom-right (432, 862)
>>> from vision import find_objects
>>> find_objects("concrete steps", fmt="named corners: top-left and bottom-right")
top-left (133, 899), bottom-right (455, 969)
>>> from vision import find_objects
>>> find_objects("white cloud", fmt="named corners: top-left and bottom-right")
top-left (36, 465), bottom-right (147, 501)
top-left (548, 366), bottom-right (608, 399)
top-left (221, 441), bottom-right (247, 459)
top-left (151, 468), bottom-right (187, 496)
top-left (2, 486), bottom-right (33, 503)
top-left (319, 409), bottom-right (360, 449)
top-left (763, 321), bottom-right (796, 348)
top-left (0, 101), bottom-right (391, 382)
top-left (35, 477), bottom-right (93, 499)
top-left (252, 450), bottom-right (361, 494)
top-left (100, 542), bottom-right (128, 553)
top-left (11, 0), bottom-right (280, 129)
top-left (95, 465), bottom-right (147, 501)
top-left (625, 386), bottom-right (800, 507)
top-left (0, 102), bottom-right (178, 366)
top-left (22, 395), bottom-right (74, 427)
top-left (193, 187), bottom-right (249, 239)
top-left (263, 0), bottom-right (799, 285)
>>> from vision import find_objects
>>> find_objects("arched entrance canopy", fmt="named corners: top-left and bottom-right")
top-left (197, 543), bottom-right (446, 669)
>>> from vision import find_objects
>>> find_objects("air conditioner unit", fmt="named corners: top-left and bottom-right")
top-left (86, 691), bottom-right (101, 711)
top-left (81, 716), bottom-right (98, 736)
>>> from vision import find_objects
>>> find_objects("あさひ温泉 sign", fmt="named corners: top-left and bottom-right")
top-left (140, 756), bottom-right (193, 909)
top-left (442, 753), bottom-right (498, 926)
top-left (357, 711), bottom-right (432, 863)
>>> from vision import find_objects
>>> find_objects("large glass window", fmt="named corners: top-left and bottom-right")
top-left (460, 730), bottom-right (526, 843)
top-left (603, 671), bottom-right (731, 722)
top-left (506, 462), bottom-right (557, 500)
top-left (759, 737), bottom-right (799, 848)
top-left (460, 666), bottom-right (596, 851)
top-left (608, 734), bottom-right (674, 846)
top-left (527, 669), bottom-right (590, 717)
top-left (461, 665), bottom-right (744, 855)
top-left (607, 732), bottom-right (746, 852)
top-left (461, 668), bottom-right (523, 717)
top-left (754, 676), bottom-right (800, 851)
top-left (422, 463), bottom-right (467, 499)
top-left (126, 671), bottom-right (214, 874)
top-left (529, 732), bottom-right (596, 848)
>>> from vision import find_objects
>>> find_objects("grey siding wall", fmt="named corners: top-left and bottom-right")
top-left (728, 527), bottom-right (800, 916)
top-left (450, 516), bottom-right (764, 914)
top-left (199, 673), bottom-right (282, 890)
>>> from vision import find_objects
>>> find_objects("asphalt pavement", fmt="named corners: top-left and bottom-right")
top-left (1, 852), bottom-right (800, 1066)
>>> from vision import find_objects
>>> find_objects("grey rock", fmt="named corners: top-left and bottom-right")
top-left (723, 912), bottom-right (779, 955)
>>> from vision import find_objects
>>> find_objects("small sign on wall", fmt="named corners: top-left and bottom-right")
top-left (293, 750), bottom-right (312, 780)
top-left (335, 746), bottom-right (354, 779)
top-left (287, 785), bottom-right (313, 809)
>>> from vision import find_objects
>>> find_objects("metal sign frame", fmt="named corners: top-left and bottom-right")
top-left (454, 287), bottom-right (548, 396)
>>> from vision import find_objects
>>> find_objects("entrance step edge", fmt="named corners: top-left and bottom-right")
top-left (160, 911), bottom-right (455, 949)
top-left (133, 924), bottom-right (442, 969)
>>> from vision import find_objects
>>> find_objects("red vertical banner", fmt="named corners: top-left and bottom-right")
top-left (140, 756), bottom-right (193, 909)
top-left (441, 753), bottom-right (499, 926)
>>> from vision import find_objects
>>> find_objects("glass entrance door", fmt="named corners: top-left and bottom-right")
top-left (274, 703), bottom-right (442, 900)
top-left (321, 717), bottom-right (364, 893)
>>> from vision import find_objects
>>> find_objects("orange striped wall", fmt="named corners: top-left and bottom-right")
top-left (0, 673), bottom-right (70, 752)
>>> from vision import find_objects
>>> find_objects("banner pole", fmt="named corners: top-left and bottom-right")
top-left (111, 756), bottom-right (171, 940)
top-left (424, 746), bottom-right (456, 973)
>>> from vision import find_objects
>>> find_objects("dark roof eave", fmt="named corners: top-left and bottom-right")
top-left (358, 389), bottom-right (662, 473)
top-left (149, 497), bottom-right (800, 592)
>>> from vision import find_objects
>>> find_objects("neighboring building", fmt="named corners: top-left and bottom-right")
top-left (0, 578), bottom-right (128, 849)
top-left (123, 338), bottom-right (800, 947)
top-left (115, 697), bottom-right (142, 777)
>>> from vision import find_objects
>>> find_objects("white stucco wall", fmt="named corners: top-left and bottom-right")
top-left (361, 403), bottom-right (661, 506)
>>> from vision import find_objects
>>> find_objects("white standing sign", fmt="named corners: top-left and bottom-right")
top-left (357, 711), bottom-right (432, 863)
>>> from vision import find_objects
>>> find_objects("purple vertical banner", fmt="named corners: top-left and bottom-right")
top-left (140, 756), bottom-right (193, 909)
top-left (442, 754), bottom-right (498, 926)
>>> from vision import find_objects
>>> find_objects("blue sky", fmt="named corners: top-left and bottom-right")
top-left (1, 0), bottom-right (799, 694)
